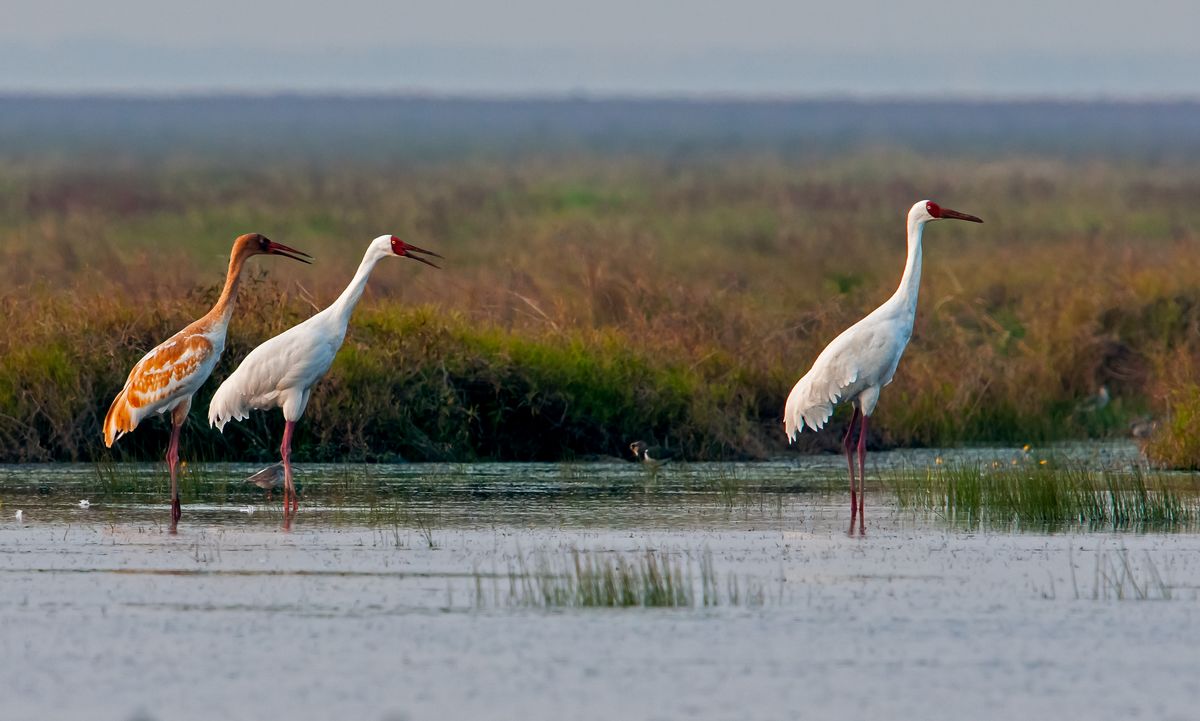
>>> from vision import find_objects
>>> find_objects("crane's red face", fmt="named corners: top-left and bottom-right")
top-left (390, 236), bottom-right (443, 268)
top-left (926, 201), bottom-right (983, 223)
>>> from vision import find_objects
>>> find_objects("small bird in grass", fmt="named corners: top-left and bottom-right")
top-left (244, 462), bottom-right (285, 490)
top-left (630, 441), bottom-right (677, 466)
top-left (78, 500), bottom-right (91, 509)
top-left (1130, 416), bottom-right (1158, 440)
top-left (1075, 385), bottom-right (1111, 414)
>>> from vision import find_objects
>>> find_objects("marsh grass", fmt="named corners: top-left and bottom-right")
top-left (6, 144), bottom-right (1200, 462)
top-left (1144, 383), bottom-right (1200, 469)
top-left (889, 461), bottom-right (1200, 530)
top-left (361, 498), bottom-right (447, 548)
top-left (1071, 548), bottom-right (1174, 601)
top-left (478, 548), bottom-right (769, 609)
top-left (712, 467), bottom-right (744, 509)
top-left (91, 460), bottom-right (234, 504)
top-left (29, 97), bottom-right (1200, 459)
top-left (92, 460), bottom-right (151, 497)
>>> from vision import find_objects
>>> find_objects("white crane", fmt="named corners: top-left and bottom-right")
top-left (784, 200), bottom-right (982, 534)
top-left (208, 235), bottom-right (441, 520)
top-left (102, 233), bottom-right (311, 530)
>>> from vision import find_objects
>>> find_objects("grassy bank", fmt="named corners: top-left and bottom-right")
top-left (4, 136), bottom-right (1200, 461)
top-left (0, 290), bottom-right (771, 462)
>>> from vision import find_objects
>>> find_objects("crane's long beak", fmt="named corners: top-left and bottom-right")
top-left (267, 241), bottom-right (314, 264)
top-left (404, 243), bottom-right (444, 269)
top-left (940, 208), bottom-right (984, 223)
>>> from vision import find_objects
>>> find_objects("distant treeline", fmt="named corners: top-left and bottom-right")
top-left (2, 95), bottom-right (1200, 161)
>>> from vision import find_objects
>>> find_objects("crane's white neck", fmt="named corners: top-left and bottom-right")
top-left (327, 245), bottom-right (390, 329)
top-left (889, 214), bottom-right (925, 318)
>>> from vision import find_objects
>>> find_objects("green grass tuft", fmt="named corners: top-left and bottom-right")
top-left (475, 548), bottom-right (768, 609)
top-left (888, 461), bottom-right (1200, 530)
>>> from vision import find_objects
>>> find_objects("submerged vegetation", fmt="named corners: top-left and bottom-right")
top-left (474, 548), bottom-right (770, 609)
top-left (1077, 549), bottom-right (1175, 601)
top-left (888, 462), bottom-right (1200, 530)
top-left (3, 98), bottom-right (1200, 463)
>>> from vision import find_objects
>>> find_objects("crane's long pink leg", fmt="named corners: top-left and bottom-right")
top-left (843, 407), bottom-right (861, 534)
top-left (166, 416), bottom-right (183, 533)
top-left (857, 414), bottom-right (869, 536)
top-left (280, 420), bottom-right (297, 527)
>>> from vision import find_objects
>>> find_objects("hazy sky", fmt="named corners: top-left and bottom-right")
top-left (4, 0), bottom-right (1199, 96)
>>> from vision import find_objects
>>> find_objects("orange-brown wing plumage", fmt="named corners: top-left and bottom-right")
top-left (103, 330), bottom-right (220, 447)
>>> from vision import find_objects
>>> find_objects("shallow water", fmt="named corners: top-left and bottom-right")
top-left (2, 442), bottom-right (1198, 721)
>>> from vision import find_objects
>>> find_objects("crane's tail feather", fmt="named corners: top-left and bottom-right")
top-left (783, 375), bottom-right (840, 443)
top-left (102, 388), bottom-right (137, 448)
top-left (207, 381), bottom-right (249, 432)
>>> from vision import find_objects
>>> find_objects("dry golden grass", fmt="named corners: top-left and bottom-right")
top-left (3, 148), bottom-right (1200, 462)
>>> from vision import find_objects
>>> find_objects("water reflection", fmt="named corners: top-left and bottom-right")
top-left (0, 441), bottom-right (1165, 533)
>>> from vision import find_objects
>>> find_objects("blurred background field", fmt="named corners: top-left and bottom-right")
top-left (4, 96), bottom-right (1200, 464)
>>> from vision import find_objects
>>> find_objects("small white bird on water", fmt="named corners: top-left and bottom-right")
top-left (784, 200), bottom-right (983, 534)
top-left (14, 510), bottom-right (23, 523)
top-left (209, 235), bottom-right (441, 524)
top-left (78, 500), bottom-right (91, 509)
